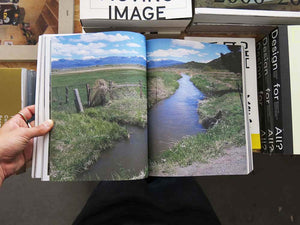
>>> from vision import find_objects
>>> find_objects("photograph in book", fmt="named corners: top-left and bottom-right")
top-left (49, 31), bottom-right (148, 181)
top-left (147, 39), bottom-right (249, 176)
top-left (195, 0), bottom-right (300, 11)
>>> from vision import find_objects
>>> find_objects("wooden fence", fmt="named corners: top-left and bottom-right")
top-left (61, 80), bottom-right (144, 113)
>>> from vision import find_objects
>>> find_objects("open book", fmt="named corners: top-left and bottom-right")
top-left (33, 31), bottom-right (252, 181)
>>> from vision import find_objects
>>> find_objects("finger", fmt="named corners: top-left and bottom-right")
top-left (29, 120), bottom-right (35, 127)
top-left (18, 105), bottom-right (35, 121)
top-left (24, 120), bottom-right (54, 139)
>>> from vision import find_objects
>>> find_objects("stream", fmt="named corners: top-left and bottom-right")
top-left (149, 73), bottom-right (206, 160)
top-left (77, 73), bottom-right (205, 180)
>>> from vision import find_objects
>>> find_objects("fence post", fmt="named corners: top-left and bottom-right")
top-left (109, 80), bottom-right (113, 100)
top-left (65, 86), bottom-right (69, 103)
top-left (86, 84), bottom-right (91, 107)
top-left (139, 80), bottom-right (142, 98)
top-left (74, 89), bottom-right (84, 113)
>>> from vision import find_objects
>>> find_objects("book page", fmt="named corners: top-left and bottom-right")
top-left (32, 36), bottom-right (43, 178)
top-left (185, 37), bottom-right (260, 151)
top-left (48, 31), bottom-right (148, 181)
top-left (147, 39), bottom-right (250, 176)
top-left (34, 36), bottom-right (46, 178)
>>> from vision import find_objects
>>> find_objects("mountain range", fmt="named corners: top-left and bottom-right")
top-left (147, 60), bottom-right (184, 69)
top-left (51, 56), bottom-right (146, 70)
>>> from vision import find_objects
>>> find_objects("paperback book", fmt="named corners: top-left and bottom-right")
top-left (192, 0), bottom-right (300, 29)
top-left (33, 31), bottom-right (252, 181)
top-left (0, 68), bottom-right (36, 127)
top-left (195, 0), bottom-right (300, 11)
top-left (257, 25), bottom-right (300, 154)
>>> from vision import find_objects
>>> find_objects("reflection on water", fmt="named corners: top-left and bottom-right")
top-left (149, 73), bottom-right (205, 160)
top-left (77, 126), bottom-right (148, 181)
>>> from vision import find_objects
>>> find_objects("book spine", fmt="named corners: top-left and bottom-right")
top-left (256, 40), bottom-right (267, 153)
top-left (262, 35), bottom-right (275, 153)
top-left (277, 26), bottom-right (293, 155)
top-left (269, 28), bottom-right (283, 153)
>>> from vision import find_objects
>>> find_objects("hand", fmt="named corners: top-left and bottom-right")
top-left (0, 105), bottom-right (53, 186)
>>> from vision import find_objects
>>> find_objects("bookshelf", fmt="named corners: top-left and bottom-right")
top-left (0, 0), bottom-right (75, 64)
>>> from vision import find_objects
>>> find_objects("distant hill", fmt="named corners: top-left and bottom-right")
top-left (147, 60), bottom-right (184, 69)
top-left (170, 61), bottom-right (207, 69)
top-left (206, 51), bottom-right (242, 73)
top-left (52, 56), bottom-right (146, 70)
top-left (169, 51), bottom-right (241, 73)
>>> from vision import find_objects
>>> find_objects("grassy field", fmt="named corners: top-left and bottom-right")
top-left (50, 68), bottom-right (147, 181)
top-left (147, 69), bottom-right (181, 108)
top-left (51, 69), bottom-right (147, 112)
top-left (150, 70), bottom-right (246, 174)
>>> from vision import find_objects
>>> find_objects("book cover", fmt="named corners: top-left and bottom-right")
top-left (184, 36), bottom-right (260, 151)
top-left (276, 25), bottom-right (299, 155)
top-left (262, 35), bottom-right (275, 153)
top-left (269, 28), bottom-right (283, 153)
top-left (256, 40), bottom-right (268, 153)
top-left (33, 31), bottom-right (252, 181)
top-left (0, 68), bottom-right (23, 127)
top-left (287, 26), bottom-right (300, 155)
top-left (79, 0), bottom-right (192, 33)
top-left (192, 0), bottom-right (300, 27)
top-left (195, 0), bottom-right (300, 11)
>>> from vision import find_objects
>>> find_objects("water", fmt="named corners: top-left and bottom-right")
top-left (77, 73), bottom-right (205, 180)
top-left (77, 126), bottom-right (148, 181)
top-left (149, 73), bottom-right (206, 160)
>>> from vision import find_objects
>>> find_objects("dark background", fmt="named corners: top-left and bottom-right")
top-left (0, 153), bottom-right (299, 225)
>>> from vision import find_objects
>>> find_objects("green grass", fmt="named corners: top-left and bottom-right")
top-left (191, 72), bottom-right (241, 96)
top-left (51, 69), bottom-right (147, 113)
top-left (49, 111), bottom-right (128, 181)
top-left (85, 96), bottom-right (147, 127)
top-left (157, 93), bottom-right (245, 168)
top-left (147, 70), bottom-right (181, 107)
top-left (150, 71), bottom-right (245, 173)
top-left (49, 68), bottom-right (148, 181)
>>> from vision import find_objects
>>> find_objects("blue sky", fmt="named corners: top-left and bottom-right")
top-left (51, 31), bottom-right (146, 61)
top-left (147, 39), bottom-right (231, 63)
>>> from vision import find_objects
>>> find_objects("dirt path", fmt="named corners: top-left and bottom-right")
top-left (154, 146), bottom-right (249, 177)
top-left (175, 146), bottom-right (248, 176)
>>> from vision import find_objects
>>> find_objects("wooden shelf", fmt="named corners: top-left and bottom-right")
top-left (46, 0), bottom-right (59, 20)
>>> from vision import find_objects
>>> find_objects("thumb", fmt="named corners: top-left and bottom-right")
top-left (26, 120), bottom-right (54, 139)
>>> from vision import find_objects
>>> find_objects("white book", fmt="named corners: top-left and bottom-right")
top-left (193, 8), bottom-right (300, 26)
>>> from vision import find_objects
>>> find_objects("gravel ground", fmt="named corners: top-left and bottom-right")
top-left (173, 146), bottom-right (249, 176)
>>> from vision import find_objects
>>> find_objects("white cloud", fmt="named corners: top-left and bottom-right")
top-left (127, 43), bottom-right (141, 48)
top-left (148, 48), bottom-right (199, 58)
top-left (70, 33), bottom-right (131, 43)
top-left (51, 35), bottom-right (141, 60)
top-left (172, 40), bottom-right (205, 50)
top-left (83, 56), bottom-right (96, 60)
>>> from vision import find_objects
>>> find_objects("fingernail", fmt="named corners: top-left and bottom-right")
top-left (43, 119), bottom-right (54, 128)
